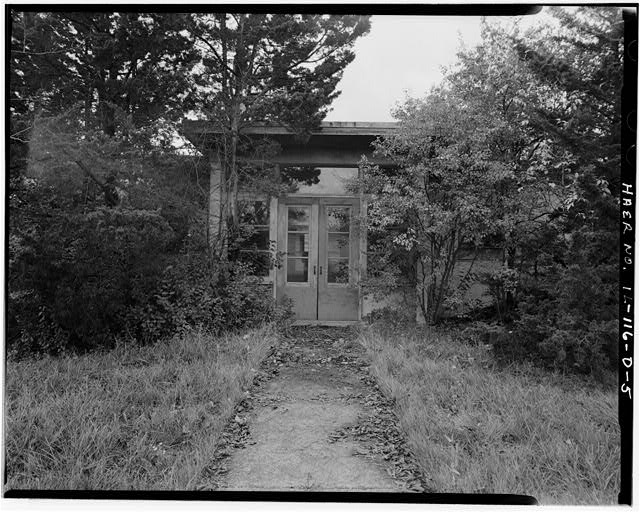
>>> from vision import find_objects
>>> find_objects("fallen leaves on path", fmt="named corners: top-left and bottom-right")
top-left (198, 326), bottom-right (432, 492)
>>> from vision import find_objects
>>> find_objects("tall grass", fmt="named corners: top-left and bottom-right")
top-left (5, 325), bottom-right (277, 490)
top-left (359, 324), bottom-right (620, 504)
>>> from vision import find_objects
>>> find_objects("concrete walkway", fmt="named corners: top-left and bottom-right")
top-left (215, 328), bottom-right (406, 492)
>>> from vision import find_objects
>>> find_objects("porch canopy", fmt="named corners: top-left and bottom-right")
top-left (180, 120), bottom-right (397, 167)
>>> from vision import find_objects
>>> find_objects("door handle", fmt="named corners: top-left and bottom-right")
top-left (313, 265), bottom-right (316, 275)
top-left (319, 266), bottom-right (323, 275)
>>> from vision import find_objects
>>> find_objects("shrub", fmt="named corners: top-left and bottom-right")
top-left (8, 200), bottom-right (291, 356)
top-left (480, 268), bottom-right (519, 322)
top-left (8, 205), bottom-right (175, 356)
top-left (458, 321), bottom-right (508, 348)
top-left (479, 265), bottom-right (617, 379)
top-left (143, 257), bottom-right (291, 340)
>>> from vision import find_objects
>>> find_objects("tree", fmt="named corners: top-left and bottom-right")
top-left (8, 11), bottom-right (206, 353)
top-left (358, 90), bottom-right (518, 324)
top-left (513, 6), bottom-right (622, 240)
top-left (10, 11), bottom-right (199, 206)
top-left (8, 11), bottom-right (304, 354)
top-left (357, 20), bottom-right (559, 323)
top-left (359, 6), bottom-right (622, 356)
top-left (503, 7), bottom-right (622, 374)
top-left (10, 11), bottom-right (198, 134)
top-left (191, 13), bottom-right (371, 252)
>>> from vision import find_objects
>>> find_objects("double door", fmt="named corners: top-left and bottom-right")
top-left (276, 197), bottom-right (360, 321)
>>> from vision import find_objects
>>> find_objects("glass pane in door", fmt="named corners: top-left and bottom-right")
top-left (287, 233), bottom-right (309, 256)
top-left (326, 206), bottom-right (350, 284)
top-left (327, 207), bottom-right (351, 232)
top-left (328, 233), bottom-right (350, 258)
top-left (287, 207), bottom-right (310, 231)
top-left (287, 206), bottom-right (310, 283)
top-left (327, 259), bottom-right (349, 283)
top-left (287, 258), bottom-right (309, 282)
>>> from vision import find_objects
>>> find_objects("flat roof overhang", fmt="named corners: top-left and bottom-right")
top-left (181, 121), bottom-right (398, 167)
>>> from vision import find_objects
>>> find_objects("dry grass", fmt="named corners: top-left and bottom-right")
top-left (358, 324), bottom-right (620, 504)
top-left (5, 325), bottom-right (277, 490)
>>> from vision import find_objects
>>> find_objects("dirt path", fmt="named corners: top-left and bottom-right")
top-left (202, 326), bottom-right (429, 492)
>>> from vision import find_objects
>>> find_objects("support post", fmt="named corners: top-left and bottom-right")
top-left (358, 196), bottom-right (368, 321)
top-left (271, 164), bottom-right (281, 299)
top-left (270, 196), bottom-right (278, 297)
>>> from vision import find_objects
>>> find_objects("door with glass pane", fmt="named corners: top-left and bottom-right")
top-left (318, 200), bottom-right (359, 320)
top-left (276, 198), bottom-right (359, 321)
top-left (278, 201), bottom-right (319, 320)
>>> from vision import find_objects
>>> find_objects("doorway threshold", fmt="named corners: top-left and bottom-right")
top-left (291, 320), bottom-right (360, 327)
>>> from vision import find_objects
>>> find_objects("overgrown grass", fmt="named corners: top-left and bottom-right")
top-left (5, 325), bottom-right (277, 490)
top-left (358, 324), bottom-right (620, 504)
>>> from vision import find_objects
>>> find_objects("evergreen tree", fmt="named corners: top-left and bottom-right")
top-left (192, 14), bottom-right (371, 240)
top-left (10, 11), bottom-right (198, 134)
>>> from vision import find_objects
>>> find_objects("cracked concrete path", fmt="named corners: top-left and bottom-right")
top-left (213, 327), bottom-right (415, 492)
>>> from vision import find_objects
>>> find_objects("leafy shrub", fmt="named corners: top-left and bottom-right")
top-left (8, 199), bottom-right (291, 356)
top-left (481, 264), bottom-right (617, 379)
top-left (9, 205), bottom-right (175, 355)
top-left (480, 268), bottom-right (519, 322)
top-left (147, 256), bottom-right (291, 338)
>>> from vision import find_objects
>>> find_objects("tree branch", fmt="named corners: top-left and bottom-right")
top-left (74, 159), bottom-right (106, 187)
top-left (196, 34), bottom-right (235, 76)
top-left (12, 49), bottom-right (68, 55)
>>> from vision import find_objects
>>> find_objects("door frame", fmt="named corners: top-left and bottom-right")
top-left (273, 195), bottom-right (366, 321)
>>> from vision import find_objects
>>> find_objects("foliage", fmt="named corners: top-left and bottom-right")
top-left (363, 306), bottom-right (416, 330)
top-left (480, 268), bottom-right (519, 322)
top-left (9, 110), bottom-right (291, 355)
top-left (355, 86), bottom-right (525, 323)
top-left (9, 204), bottom-right (174, 355)
top-left (8, 189), bottom-right (291, 356)
top-left (359, 7), bottom-right (621, 379)
top-left (10, 11), bottom-right (198, 135)
top-left (502, 261), bottom-right (618, 377)
top-left (8, 11), bottom-right (304, 356)
top-left (192, 13), bottom-right (371, 243)
top-left (145, 257), bottom-right (292, 344)
top-left (194, 14), bottom-right (370, 132)
top-left (499, 7), bottom-right (622, 374)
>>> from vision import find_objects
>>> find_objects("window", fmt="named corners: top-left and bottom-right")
top-left (238, 199), bottom-right (271, 277)
top-left (283, 167), bottom-right (359, 196)
top-left (286, 206), bottom-right (310, 283)
top-left (326, 206), bottom-right (350, 284)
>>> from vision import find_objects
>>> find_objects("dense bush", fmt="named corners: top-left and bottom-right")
top-left (9, 205), bottom-right (174, 355)
top-left (140, 257), bottom-right (291, 343)
top-left (9, 225), bottom-right (289, 358)
top-left (503, 264), bottom-right (617, 376)
top-left (479, 268), bottom-right (519, 323)
top-left (8, 153), bottom-right (290, 358)
top-left (462, 260), bottom-right (618, 379)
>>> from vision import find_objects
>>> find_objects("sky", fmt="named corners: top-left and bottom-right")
top-left (325, 12), bottom-right (545, 122)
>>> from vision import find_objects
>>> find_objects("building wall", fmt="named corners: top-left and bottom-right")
top-left (366, 248), bottom-right (503, 323)
top-left (361, 287), bottom-right (416, 320)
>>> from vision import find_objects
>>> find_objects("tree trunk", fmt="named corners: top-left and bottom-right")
top-left (229, 110), bottom-right (240, 230)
